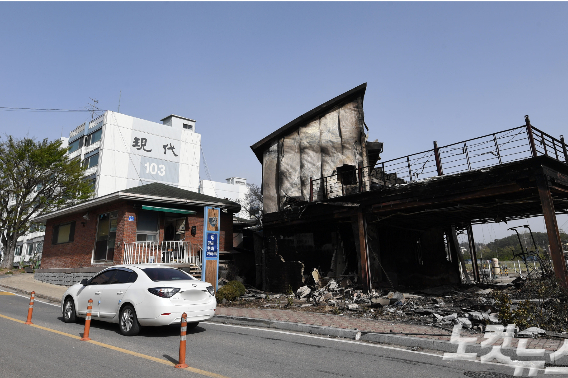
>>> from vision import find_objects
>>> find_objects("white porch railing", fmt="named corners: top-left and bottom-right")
top-left (123, 241), bottom-right (202, 267)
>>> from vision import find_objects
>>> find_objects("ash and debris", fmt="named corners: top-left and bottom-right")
top-left (218, 274), bottom-right (568, 338)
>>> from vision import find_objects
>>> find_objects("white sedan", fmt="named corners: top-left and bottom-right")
top-left (61, 265), bottom-right (216, 336)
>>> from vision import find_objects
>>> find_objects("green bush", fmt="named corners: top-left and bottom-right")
top-left (216, 280), bottom-right (246, 302)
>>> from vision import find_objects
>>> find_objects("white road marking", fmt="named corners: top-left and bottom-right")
top-left (203, 321), bottom-right (528, 372)
top-left (0, 287), bottom-right (60, 307)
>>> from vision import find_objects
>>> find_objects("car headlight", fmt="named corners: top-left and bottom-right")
top-left (206, 286), bottom-right (215, 296)
top-left (148, 287), bottom-right (180, 298)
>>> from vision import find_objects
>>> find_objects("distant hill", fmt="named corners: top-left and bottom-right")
top-left (459, 231), bottom-right (568, 261)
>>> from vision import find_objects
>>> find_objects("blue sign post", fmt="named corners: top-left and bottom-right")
top-left (202, 207), bottom-right (220, 291)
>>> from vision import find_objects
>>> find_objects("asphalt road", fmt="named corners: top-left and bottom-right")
top-left (0, 290), bottom-right (525, 378)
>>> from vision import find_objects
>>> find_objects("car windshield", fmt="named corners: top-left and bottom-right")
top-left (141, 268), bottom-right (194, 282)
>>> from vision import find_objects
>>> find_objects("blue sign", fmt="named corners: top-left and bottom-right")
top-left (202, 206), bottom-right (220, 290)
top-left (206, 232), bottom-right (218, 258)
top-left (128, 216), bottom-right (135, 221)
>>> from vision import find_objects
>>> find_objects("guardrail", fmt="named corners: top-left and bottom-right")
top-left (311, 125), bottom-right (568, 200)
top-left (123, 241), bottom-right (202, 266)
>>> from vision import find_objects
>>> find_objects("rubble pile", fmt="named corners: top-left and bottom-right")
top-left (225, 279), bottom-right (511, 332)
top-left (491, 275), bottom-right (568, 333)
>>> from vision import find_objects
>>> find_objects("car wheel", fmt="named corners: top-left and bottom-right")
top-left (119, 304), bottom-right (140, 336)
top-left (63, 297), bottom-right (77, 323)
top-left (187, 322), bottom-right (199, 330)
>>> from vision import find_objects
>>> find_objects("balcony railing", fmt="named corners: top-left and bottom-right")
top-left (123, 241), bottom-right (202, 266)
top-left (311, 125), bottom-right (568, 201)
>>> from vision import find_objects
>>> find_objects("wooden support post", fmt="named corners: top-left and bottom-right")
top-left (433, 141), bottom-right (444, 176)
top-left (536, 175), bottom-right (568, 288)
top-left (466, 223), bottom-right (480, 282)
top-left (561, 135), bottom-right (568, 163)
top-left (358, 208), bottom-right (371, 292)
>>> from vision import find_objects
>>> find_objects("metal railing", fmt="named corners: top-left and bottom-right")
top-left (123, 241), bottom-right (202, 266)
top-left (311, 125), bottom-right (568, 200)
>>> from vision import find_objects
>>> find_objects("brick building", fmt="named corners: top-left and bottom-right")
top-left (33, 183), bottom-right (239, 283)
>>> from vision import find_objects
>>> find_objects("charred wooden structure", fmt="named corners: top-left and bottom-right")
top-left (251, 84), bottom-right (568, 292)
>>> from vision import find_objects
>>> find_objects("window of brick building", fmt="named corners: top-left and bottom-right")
top-left (52, 222), bottom-right (76, 244)
top-left (136, 210), bottom-right (159, 242)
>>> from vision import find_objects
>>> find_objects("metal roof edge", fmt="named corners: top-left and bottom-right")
top-left (32, 192), bottom-right (121, 223)
top-left (33, 190), bottom-right (241, 223)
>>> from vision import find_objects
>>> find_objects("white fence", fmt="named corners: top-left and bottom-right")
top-left (123, 241), bottom-right (202, 267)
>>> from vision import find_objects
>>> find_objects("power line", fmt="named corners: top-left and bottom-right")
top-left (0, 106), bottom-right (105, 113)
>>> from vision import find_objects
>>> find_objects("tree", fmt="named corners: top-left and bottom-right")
top-left (0, 136), bottom-right (93, 269)
top-left (238, 183), bottom-right (263, 225)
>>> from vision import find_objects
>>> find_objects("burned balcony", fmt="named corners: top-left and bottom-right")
top-left (314, 123), bottom-right (568, 200)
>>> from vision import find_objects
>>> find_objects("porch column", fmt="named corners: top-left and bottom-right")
top-left (536, 175), bottom-right (568, 288)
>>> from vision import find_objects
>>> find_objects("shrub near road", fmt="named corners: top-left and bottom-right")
top-left (216, 281), bottom-right (246, 302)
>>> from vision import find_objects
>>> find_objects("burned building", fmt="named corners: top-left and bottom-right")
top-left (251, 83), bottom-right (568, 293)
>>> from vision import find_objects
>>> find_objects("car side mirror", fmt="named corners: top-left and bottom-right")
top-left (80, 279), bottom-right (88, 286)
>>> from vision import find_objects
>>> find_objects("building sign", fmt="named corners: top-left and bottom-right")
top-left (205, 233), bottom-right (218, 258)
top-left (202, 207), bottom-right (220, 290)
top-left (128, 216), bottom-right (135, 221)
top-left (139, 156), bottom-right (179, 183)
top-left (126, 119), bottom-right (182, 186)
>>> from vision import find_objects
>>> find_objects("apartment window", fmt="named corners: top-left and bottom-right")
top-left (84, 175), bottom-right (97, 191)
top-left (82, 153), bottom-right (99, 169)
top-left (136, 210), bottom-right (159, 242)
top-left (183, 123), bottom-right (193, 131)
top-left (35, 242), bottom-right (43, 254)
top-left (26, 243), bottom-right (34, 255)
top-left (14, 245), bottom-right (22, 256)
top-left (30, 223), bottom-right (46, 233)
top-left (68, 138), bottom-right (83, 153)
top-left (52, 222), bottom-right (76, 244)
top-left (85, 129), bottom-right (102, 147)
top-left (94, 211), bottom-right (117, 261)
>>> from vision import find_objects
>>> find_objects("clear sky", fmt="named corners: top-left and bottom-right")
top-left (1, 2), bottom-right (567, 242)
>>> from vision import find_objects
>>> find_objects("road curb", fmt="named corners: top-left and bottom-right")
top-left (0, 283), bottom-right (60, 304)
top-left (210, 315), bottom-right (560, 360)
top-left (210, 314), bottom-right (454, 351)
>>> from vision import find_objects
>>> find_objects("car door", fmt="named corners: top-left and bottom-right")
top-left (76, 269), bottom-right (117, 318)
top-left (98, 269), bottom-right (137, 319)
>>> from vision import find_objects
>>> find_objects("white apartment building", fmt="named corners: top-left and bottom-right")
top-left (11, 111), bottom-right (202, 267)
top-left (199, 177), bottom-right (250, 219)
top-left (68, 111), bottom-right (201, 196)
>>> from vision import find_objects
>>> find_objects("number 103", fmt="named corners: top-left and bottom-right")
top-left (144, 162), bottom-right (166, 176)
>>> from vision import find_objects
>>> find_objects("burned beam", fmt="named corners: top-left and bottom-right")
top-left (466, 223), bottom-right (480, 283)
top-left (536, 174), bottom-right (568, 288)
top-left (358, 208), bottom-right (372, 292)
top-left (370, 183), bottom-right (526, 213)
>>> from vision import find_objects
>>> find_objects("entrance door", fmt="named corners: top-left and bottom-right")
top-left (94, 211), bottom-right (117, 262)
